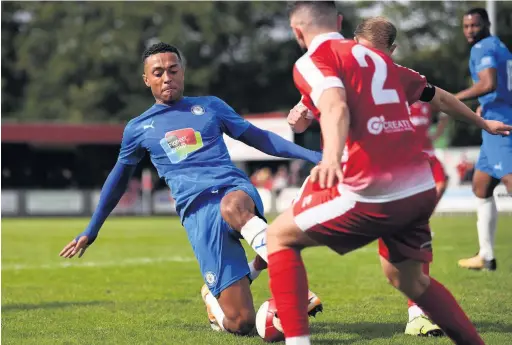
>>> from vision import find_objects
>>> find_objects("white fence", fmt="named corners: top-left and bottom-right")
top-left (2, 185), bottom-right (511, 217)
top-left (2, 148), bottom-right (511, 217)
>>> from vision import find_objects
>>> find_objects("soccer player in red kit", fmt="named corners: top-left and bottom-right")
top-left (409, 101), bottom-right (450, 202)
top-left (267, 3), bottom-right (512, 345)
top-left (405, 100), bottom-right (450, 334)
top-left (404, 106), bottom-right (449, 334)
top-left (286, 16), bottom-right (459, 338)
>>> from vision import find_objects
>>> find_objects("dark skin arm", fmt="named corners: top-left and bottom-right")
top-left (455, 68), bottom-right (497, 101)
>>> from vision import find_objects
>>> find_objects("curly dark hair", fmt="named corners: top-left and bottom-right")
top-left (142, 42), bottom-right (182, 64)
top-left (465, 8), bottom-right (490, 25)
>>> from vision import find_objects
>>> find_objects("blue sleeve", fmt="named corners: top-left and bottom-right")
top-left (212, 97), bottom-right (251, 139)
top-left (118, 123), bottom-right (145, 165)
top-left (76, 162), bottom-right (136, 244)
top-left (471, 41), bottom-right (497, 73)
top-left (238, 124), bottom-right (322, 164)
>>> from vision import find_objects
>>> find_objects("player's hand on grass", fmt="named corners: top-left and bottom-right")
top-left (59, 235), bottom-right (90, 259)
top-left (287, 102), bottom-right (309, 127)
top-left (310, 160), bottom-right (343, 189)
top-left (483, 120), bottom-right (512, 136)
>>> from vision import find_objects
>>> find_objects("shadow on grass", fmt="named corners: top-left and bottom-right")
top-left (310, 320), bottom-right (512, 344)
top-left (2, 300), bottom-right (111, 312)
top-left (177, 320), bottom-right (512, 344)
top-left (311, 321), bottom-right (403, 344)
top-left (476, 320), bottom-right (512, 334)
top-left (177, 321), bottom-right (404, 343)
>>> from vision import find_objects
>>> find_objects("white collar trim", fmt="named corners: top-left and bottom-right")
top-left (308, 32), bottom-right (344, 54)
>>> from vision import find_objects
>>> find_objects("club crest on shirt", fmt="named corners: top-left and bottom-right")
top-left (191, 105), bottom-right (205, 116)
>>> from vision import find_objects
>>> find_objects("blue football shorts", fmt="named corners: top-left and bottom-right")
top-left (182, 183), bottom-right (264, 297)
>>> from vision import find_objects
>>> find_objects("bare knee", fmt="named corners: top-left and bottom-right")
top-left (217, 277), bottom-right (256, 335)
top-left (220, 191), bottom-right (255, 231)
top-left (381, 258), bottom-right (430, 299)
top-left (219, 197), bottom-right (240, 225)
top-left (384, 269), bottom-right (430, 299)
top-left (472, 182), bottom-right (490, 199)
top-left (225, 309), bottom-right (256, 335)
top-left (472, 171), bottom-right (499, 199)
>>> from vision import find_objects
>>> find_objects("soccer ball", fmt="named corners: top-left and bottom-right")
top-left (255, 298), bottom-right (285, 342)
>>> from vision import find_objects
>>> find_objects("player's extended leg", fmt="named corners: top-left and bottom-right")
top-left (220, 188), bottom-right (323, 315)
top-left (267, 207), bottom-right (321, 345)
top-left (220, 189), bottom-right (269, 274)
top-left (183, 191), bottom-right (257, 334)
top-left (404, 262), bottom-right (444, 336)
top-left (201, 277), bottom-right (256, 335)
top-left (381, 257), bottom-right (485, 345)
top-left (405, 155), bottom-right (446, 336)
top-left (458, 168), bottom-right (500, 271)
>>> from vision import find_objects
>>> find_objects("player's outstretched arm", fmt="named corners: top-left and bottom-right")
top-left (431, 86), bottom-right (511, 136)
top-left (310, 88), bottom-right (349, 189)
top-left (59, 162), bottom-right (136, 259)
top-left (237, 124), bottom-right (322, 164)
top-left (214, 95), bottom-right (321, 162)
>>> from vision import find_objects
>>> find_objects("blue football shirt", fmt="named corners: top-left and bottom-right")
top-left (469, 36), bottom-right (512, 120)
top-left (118, 96), bottom-right (253, 218)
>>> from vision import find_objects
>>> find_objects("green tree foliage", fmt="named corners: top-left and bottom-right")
top-left (2, 1), bottom-right (510, 147)
top-left (0, 2), bottom-right (298, 121)
top-left (2, 1), bottom-right (26, 116)
top-left (1, 1), bottom-right (364, 122)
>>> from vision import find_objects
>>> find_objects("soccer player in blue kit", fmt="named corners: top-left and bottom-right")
top-left (455, 8), bottom-right (512, 271)
top-left (59, 42), bottom-right (323, 335)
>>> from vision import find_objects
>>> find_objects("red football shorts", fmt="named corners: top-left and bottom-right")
top-left (293, 179), bottom-right (437, 263)
top-left (428, 155), bottom-right (448, 184)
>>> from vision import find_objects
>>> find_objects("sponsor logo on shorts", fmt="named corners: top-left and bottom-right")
top-left (367, 115), bottom-right (414, 135)
top-left (205, 271), bottom-right (217, 287)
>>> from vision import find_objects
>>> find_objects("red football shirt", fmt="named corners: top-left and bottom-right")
top-left (408, 101), bottom-right (448, 156)
top-left (294, 32), bottom-right (435, 202)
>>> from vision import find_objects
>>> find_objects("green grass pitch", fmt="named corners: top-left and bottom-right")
top-left (2, 215), bottom-right (512, 345)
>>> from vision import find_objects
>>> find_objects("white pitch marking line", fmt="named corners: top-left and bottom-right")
top-left (2, 256), bottom-right (195, 271)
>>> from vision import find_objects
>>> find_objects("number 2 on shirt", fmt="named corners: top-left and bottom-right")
top-left (352, 45), bottom-right (400, 105)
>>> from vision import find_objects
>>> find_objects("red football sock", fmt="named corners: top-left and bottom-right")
top-left (408, 262), bottom-right (430, 308)
top-left (414, 278), bottom-right (485, 345)
top-left (268, 248), bottom-right (309, 338)
top-left (253, 254), bottom-right (268, 271)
